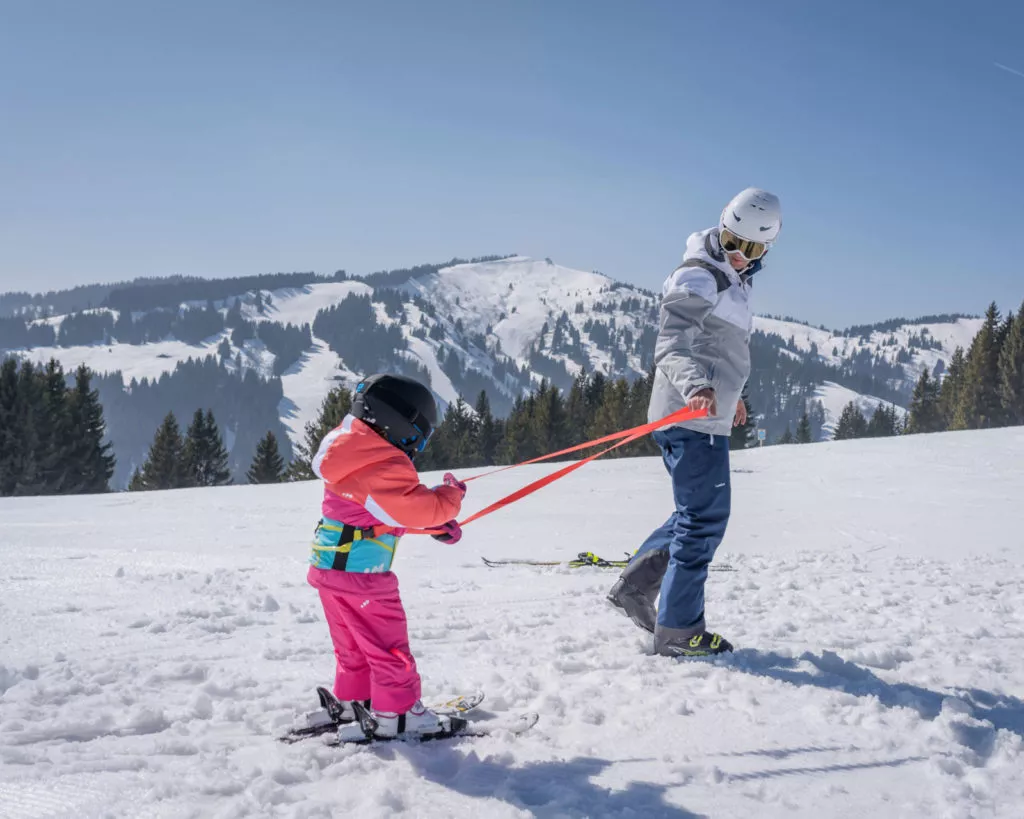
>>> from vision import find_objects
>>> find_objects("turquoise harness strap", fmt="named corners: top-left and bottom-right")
top-left (310, 517), bottom-right (400, 573)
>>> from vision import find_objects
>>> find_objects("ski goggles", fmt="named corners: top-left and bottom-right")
top-left (720, 227), bottom-right (768, 261)
top-left (398, 423), bottom-right (432, 455)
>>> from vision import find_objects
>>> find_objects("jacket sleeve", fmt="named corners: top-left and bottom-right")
top-left (360, 453), bottom-right (465, 530)
top-left (654, 268), bottom-right (718, 400)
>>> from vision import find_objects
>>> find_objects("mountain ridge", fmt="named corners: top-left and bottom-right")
top-left (0, 256), bottom-right (985, 485)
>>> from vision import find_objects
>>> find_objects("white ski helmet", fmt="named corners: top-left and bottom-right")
top-left (720, 188), bottom-right (782, 245)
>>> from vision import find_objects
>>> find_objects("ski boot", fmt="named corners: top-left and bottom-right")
top-left (607, 577), bottom-right (657, 634)
top-left (336, 700), bottom-right (450, 743)
top-left (304, 687), bottom-right (367, 729)
top-left (655, 629), bottom-right (733, 657)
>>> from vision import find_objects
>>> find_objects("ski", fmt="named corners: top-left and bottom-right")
top-left (482, 552), bottom-right (736, 571)
top-left (279, 688), bottom-right (486, 744)
top-left (326, 712), bottom-right (539, 746)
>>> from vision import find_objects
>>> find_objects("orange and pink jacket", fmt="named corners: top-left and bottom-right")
top-left (312, 414), bottom-right (464, 536)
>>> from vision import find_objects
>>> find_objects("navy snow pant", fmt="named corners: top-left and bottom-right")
top-left (622, 426), bottom-right (731, 635)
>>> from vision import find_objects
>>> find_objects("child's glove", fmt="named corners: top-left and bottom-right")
top-left (442, 472), bottom-right (467, 498)
top-left (431, 519), bottom-right (463, 544)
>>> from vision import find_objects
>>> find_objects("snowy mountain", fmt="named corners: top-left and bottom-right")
top-left (2, 428), bottom-right (1022, 817)
top-left (1, 256), bottom-right (982, 482)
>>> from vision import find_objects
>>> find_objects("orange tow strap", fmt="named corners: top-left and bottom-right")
top-left (407, 405), bottom-right (708, 534)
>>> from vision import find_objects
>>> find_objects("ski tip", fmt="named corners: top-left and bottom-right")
top-left (512, 712), bottom-right (540, 732)
top-left (432, 690), bottom-right (486, 715)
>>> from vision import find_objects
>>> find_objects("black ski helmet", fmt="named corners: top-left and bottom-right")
top-left (352, 373), bottom-right (438, 456)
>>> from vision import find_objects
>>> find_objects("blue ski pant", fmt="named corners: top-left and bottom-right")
top-left (624, 426), bottom-right (731, 632)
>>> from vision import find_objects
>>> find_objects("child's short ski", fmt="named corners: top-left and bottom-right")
top-left (327, 712), bottom-right (539, 746)
top-left (482, 551), bottom-right (628, 568)
top-left (279, 688), bottom-right (485, 744)
top-left (482, 552), bottom-right (736, 571)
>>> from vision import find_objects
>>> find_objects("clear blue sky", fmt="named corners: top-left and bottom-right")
top-left (1, 0), bottom-right (1022, 327)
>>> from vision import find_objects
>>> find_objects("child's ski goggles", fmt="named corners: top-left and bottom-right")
top-left (720, 227), bottom-right (769, 261)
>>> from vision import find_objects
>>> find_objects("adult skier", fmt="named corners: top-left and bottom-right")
top-left (607, 188), bottom-right (783, 656)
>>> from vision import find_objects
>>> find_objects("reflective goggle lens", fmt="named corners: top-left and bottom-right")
top-left (720, 228), bottom-right (767, 261)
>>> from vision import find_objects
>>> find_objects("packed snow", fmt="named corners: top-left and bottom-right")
top-left (276, 341), bottom-right (348, 443)
top-left (2, 429), bottom-right (1022, 818)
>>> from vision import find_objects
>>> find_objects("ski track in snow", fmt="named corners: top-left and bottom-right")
top-left (2, 430), bottom-right (1023, 817)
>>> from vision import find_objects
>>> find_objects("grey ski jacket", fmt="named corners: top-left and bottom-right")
top-left (648, 227), bottom-right (759, 437)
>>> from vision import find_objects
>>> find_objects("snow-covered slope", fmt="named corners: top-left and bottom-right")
top-left (753, 315), bottom-right (983, 381)
top-left (814, 381), bottom-right (907, 438)
top-left (409, 256), bottom-right (619, 361)
top-left (2, 429), bottom-right (1022, 817)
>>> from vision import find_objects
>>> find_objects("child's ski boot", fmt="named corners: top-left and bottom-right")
top-left (336, 700), bottom-right (449, 743)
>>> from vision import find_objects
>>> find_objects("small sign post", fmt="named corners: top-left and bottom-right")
top-left (757, 428), bottom-right (766, 447)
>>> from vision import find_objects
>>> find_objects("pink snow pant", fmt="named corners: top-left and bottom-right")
top-left (307, 567), bottom-right (421, 714)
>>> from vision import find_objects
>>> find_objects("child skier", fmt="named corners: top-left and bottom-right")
top-left (306, 373), bottom-right (466, 741)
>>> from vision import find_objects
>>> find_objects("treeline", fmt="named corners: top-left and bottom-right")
top-left (293, 370), bottom-right (757, 478)
top-left (0, 358), bottom-right (115, 496)
top-left (104, 271), bottom-right (347, 313)
top-left (221, 311), bottom-right (312, 375)
top-left (357, 256), bottom-right (514, 289)
top-left (828, 403), bottom-right (902, 441)
top-left (93, 356), bottom-right (293, 487)
top-left (0, 316), bottom-right (58, 349)
top-left (313, 293), bottom-right (406, 374)
top-left (904, 302), bottom-right (1024, 434)
top-left (127, 408), bottom-right (291, 489)
top-left (785, 301), bottom-right (1024, 444)
top-left (0, 257), bottom-right (517, 318)
top-left (746, 331), bottom-right (890, 443)
top-left (843, 313), bottom-right (971, 340)
top-left (1, 304), bottom-right (314, 379)
top-left (0, 281), bottom-right (126, 318)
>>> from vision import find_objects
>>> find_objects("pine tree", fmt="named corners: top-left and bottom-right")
top-left (795, 412), bottom-right (812, 443)
top-left (626, 371), bottom-right (658, 456)
top-left (247, 431), bottom-right (285, 483)
top-left (729, 396), bottom-right (756, 450)
top-left (833, 402), bottom-right (868, 440)
top-left (954, 303), bottom-right (1004, 429)
top-left (497, 394), bottom-right (536, 464)
top-left (419, 398), bottom-right (476, 470)
top-left (940, 347), bottom-right (966, 428)
top-left (906, 369), bottom-right (944, 434)
top-left (39, 359), bottom-right (73, 494)
top-left (866, 404), bottom-right (899, 437)
top-left (0, 358), bottom-right (21, 496)
top-left (183, 409), bottom-right (232, 487)
top-left (566, 372), bottom-right (591, 443)
top-left (12, 361), bottom-right (45, 496)
top-left (66, 364), bottom-right (115, 493)
top-left (288, 386), bottom-right (352, 480)
top-left (777, 426), bottom-right (795, 445)
top-left (473, 390), bottom-right (501, 466)
top-left (998, 301), bottom-right (1024, 425)
top-left (588, 378), bottom-right (630, 453)
top-left (132, 412), bottom-right (185, 491)
top-left (532, 381), bottom-right (569, 457)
